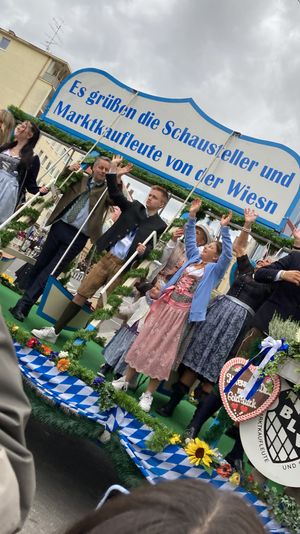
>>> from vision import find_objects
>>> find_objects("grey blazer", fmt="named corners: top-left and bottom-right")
top-left (0, 314), bottom-right (35, 528)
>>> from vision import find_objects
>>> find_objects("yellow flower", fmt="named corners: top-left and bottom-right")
top-left (169, 434), bottom-right (181, 445)
top-left (184, 438), bottom-right (215, 467)
top-left (1, 273), bottom-right (14, 284)
top-left (229, 472), bottom-right (241, 486)
top-left (11, 325), bottom-right (19, 332)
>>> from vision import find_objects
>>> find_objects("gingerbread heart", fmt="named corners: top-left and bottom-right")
top-left (219, 357), bottom-right (281, 422)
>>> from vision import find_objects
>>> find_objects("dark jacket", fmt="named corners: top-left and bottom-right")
top-left (96, 173), bottom-right (167, 259)
top-left (253, 251), bottom-right (300, 332)
top-left (47, 173), bottom-right (109, 244)
top-left (17, 155), bottom-right (41, 201)
top-left (228, 255), bottom-right (273, 312)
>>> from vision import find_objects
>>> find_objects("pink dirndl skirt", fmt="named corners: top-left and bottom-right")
top-left (125, 289), bottom-right (191, 381)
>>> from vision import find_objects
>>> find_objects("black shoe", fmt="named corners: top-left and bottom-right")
top-left (9, 300), bottom-right (31, 323)
top-left (9, 305), bottom-right (25, 322)
top-left (156, 401), bottom-right (176, 417)
top-left (97, 362), bottom-right (112, 377)
top-left (156, 382), bottom-right (189, 417)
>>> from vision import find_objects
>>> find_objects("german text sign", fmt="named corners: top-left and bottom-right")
top-left (42, 69), bottom-right (300, 231)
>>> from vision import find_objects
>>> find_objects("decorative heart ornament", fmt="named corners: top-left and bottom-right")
top-left (219, 357), bottom-right (281, 422)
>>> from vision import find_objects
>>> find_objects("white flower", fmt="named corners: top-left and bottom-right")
top-left (58, 350), bottom-right (69, 359)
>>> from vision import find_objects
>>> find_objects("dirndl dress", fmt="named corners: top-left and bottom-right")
top-left (125, 271), bottom-right (200, 381)
top-left (103, 322), bottom-right (138, 376)
top-left (179, 295), bottom-right (252, 382)
top-left (0, 152), bottom-right (20, 224)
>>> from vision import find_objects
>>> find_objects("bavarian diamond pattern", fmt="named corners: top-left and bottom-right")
top-left (265, 412), bottom-right (297, 463)
top-left (14, 343), bottom-right (288, 533)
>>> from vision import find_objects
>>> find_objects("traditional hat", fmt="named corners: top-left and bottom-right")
top-left (195, 222), bottom-right (213, 244)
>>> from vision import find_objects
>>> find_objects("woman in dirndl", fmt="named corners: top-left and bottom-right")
top-left (157, 208), bottom-right (274, 420)
top-left (111, 198), bottom-right (233, 412)
top-left (0, 120), bottom-right (47, 224)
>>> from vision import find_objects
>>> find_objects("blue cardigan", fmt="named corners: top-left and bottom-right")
top-left (164, 217), bottom-right (232, 322)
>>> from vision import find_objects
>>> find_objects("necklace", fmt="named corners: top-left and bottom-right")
top-left (9, 147), bottom-right (20, 157)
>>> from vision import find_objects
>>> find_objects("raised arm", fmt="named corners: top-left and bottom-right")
top-left (233, 208), bottom-right (257, 257)
top-left (184, 199), bottom-right (202, 261)
top-left (215, 210), bottom-right (233, 278)
top-left (106, 155), bottom-right (134, 212)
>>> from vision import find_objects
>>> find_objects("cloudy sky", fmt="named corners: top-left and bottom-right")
top-left (2, 0), bottom-right (300, 153)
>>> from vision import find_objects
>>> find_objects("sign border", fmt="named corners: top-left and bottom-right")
top-left (41, 68), bottom-right (300, 233)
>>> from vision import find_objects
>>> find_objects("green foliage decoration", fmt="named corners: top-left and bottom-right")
top-left (96, 382), bottom-right (173, 452)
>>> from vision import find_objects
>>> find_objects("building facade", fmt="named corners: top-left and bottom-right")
top-left (0, 27), bottom-right (70, 116)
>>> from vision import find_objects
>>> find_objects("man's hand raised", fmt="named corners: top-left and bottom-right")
top-left (116, 162), bottom-right (133, 176)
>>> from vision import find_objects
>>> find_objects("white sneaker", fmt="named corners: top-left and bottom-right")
top-left (31, 326), bottom-right (58, 343)
top-left (111, 376), bottom-right (129, 391)
top-left (138, 392), bottom-right (153, 412)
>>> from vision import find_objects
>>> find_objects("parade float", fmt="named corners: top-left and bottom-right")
top-left (1, 68), bottom-right (300, 532)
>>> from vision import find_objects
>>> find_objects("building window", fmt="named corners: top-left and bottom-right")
top-left (45, 161), bottom-right (52, 171)
top-left (0, 36), bottom-right (10, 50)
top-left (41, 155), bottom-right (48, 166)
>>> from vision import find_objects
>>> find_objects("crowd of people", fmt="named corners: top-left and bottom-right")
top-left (1, 109), bottom-right (300, 532)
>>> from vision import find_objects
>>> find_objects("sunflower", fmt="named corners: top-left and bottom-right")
top-left (184, 438), bottom-right (215, 467)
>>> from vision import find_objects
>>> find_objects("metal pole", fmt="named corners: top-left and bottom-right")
top-left (57, 91), bottom-right (139, 190)
top-left (161, 130), bottom-right (239, 236)
top-left (0, 147), bottom-right (74, 231)
top-left (50, 187), bottom-right (108, 275)
top-left (98, 230), bottom-right (157, 306)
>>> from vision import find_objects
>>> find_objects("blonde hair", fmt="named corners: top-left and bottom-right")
top-left (0, 110), bottom-right (15, 145)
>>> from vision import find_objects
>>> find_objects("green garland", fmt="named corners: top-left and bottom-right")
top-left (0, 201), bottom-right (45, 247)
top-left (61, 328), bottom-right (106, 359)
top-left (97, 382), bottom-right (173, 452)
top-left (0, 229), bottom-right (17, 248)
top-left (147, 248), bottom-right (163, 261)
top-left (91, 270), bottom-right (148, 321)
top-left (124, 267), bottom-right (149, 280)
top-left (20, 207), bottom-right (40, 219)
top-left (8, 221), bottom-right (29, 231)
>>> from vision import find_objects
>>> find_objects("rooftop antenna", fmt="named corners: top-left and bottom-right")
top-left (44, 18), bottom-right (64, 51)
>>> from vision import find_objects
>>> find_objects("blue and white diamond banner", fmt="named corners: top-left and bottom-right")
top-left (14, 344), bottom-right (288, 533)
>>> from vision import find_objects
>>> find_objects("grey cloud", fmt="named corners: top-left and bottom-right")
top-left (1, 0), bottom-right (300, 152)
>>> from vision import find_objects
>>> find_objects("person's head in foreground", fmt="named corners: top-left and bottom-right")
top-left (64, 478), bottom-right (266, 534)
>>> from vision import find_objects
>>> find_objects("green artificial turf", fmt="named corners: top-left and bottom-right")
top-left (0, 283), bottom-right (233, 456)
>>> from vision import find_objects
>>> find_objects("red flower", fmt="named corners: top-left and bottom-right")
top-left (26, 337), bottom-right (38, 348)
top-left (216, 463), bottom-right (232, 478)
top-left (247, 474), bottom-right (254, 484)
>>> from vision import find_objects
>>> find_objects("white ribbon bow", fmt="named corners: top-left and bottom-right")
top-left (239, 336), bottom-right (282, 399)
